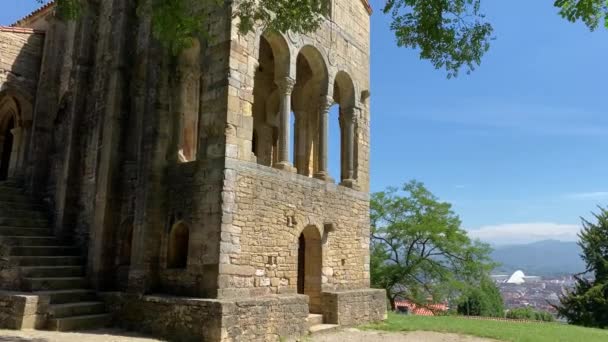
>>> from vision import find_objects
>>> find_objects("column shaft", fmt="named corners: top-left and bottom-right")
top-left (314, 96), bottom-right (334, 182)
top-left (275, 77), bottom-right (296, 172)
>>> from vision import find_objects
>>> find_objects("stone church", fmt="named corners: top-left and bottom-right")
top-left (0, 0), bottom-right (385, 340)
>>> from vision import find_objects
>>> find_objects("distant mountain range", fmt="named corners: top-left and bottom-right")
top-left (490, 240), bottom-right (586, 277)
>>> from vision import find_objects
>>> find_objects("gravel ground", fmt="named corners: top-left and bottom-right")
top-left (0, 329), bottom-right (165, 342)
top-left (0, 328), bottom-right (499, 342)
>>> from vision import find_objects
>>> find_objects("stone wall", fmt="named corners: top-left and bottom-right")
top-left (218, 159), bottom-right (371, 298)
top-left (0, 292), bottom-right (48, 330)
top-left (321, 289), bottom-right (387, 326)
top-left (0, 27), bottom-right (44, 98)
top-left (101, 292), bottom-right (308, 342)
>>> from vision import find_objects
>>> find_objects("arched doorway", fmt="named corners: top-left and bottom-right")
top-left (298, 225), bottom-right (322, 313)
top-left (0, 116), bottom-right (15, 181)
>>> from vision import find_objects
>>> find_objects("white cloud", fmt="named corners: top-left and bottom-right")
top-left (564, 192), bottom-right (608, 200)
top-left (467, 222), bottom-right (581, 245)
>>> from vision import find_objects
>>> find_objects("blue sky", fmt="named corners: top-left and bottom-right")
top-left (3, 1), bottom-right (608, 245)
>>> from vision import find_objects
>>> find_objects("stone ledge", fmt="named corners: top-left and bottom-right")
top-left (225, 158), bottom-right (369, 201)
top-left (0, 291), bottom-right (49, 330)
top-left (321, 288), bottom-right (387, 326)
top-left (101, 292), bottom-right (309, 342)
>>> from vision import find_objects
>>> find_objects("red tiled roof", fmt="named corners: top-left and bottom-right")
top-left (361, 0), bottom-right (373, 15)
top-left (0, 26), bottom-right (45, 35)
top-left (395, 301), bottom-right (449, 316)
top-left (12, 1), bottom-right (56, 28)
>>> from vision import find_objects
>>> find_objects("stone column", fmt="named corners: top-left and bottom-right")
top-left (274, 77), bottom-right (296, 172)
top-left (294, 111), bottom-right (308, 175)
top-left (341, 107), bottom-right (358, 189)
top-left (314, 96), bottom-right (334, 182)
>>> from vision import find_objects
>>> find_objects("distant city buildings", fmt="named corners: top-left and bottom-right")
top-left (492, 270), bottom-right (580, 315)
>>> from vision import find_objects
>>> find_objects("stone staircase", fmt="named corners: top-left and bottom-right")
top-left (0, 179), bottom-right (110, 331)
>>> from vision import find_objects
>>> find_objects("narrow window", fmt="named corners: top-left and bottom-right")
top-left (168, 222), bottom-right (189, 269)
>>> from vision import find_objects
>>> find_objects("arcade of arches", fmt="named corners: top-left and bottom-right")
top-left (252, 34), bottom-right (359, 187)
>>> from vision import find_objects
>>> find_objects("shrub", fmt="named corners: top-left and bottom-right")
top-left (457, 278), bottom-right (505, 318)
top-left (506, 307), bottom-right (555, 322)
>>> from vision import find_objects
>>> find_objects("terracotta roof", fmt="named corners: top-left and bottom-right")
top-left (0, 26), bottom-right (45, 35)
top-left (360, 0), bottom-right (373, 15)
top-left (395, 301), bottom-right (449, 316)
top-left (12, 1), bottom-right (56, 28)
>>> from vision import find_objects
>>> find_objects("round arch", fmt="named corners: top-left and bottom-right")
top-left (260, 31), bottom-right (291, 79)
top-left (333, 71), bottom-right (356, 108)
top-left (167, 221), bottom-right (190, 269)
top-left (297, 225), bottom-right (323, 313)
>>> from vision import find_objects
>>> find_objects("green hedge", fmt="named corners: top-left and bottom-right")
top-left (506, 307), bottom-right (555, 322)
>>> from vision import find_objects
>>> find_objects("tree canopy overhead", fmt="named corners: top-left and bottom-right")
top-left (39, 0), bottom-right (608, 76)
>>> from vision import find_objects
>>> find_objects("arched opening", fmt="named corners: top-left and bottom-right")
top-left (332, 71), bottom-right (357, 185)
top-left (0, 116), bottom-right (15, 181)
top-left (252, 32), bottom-right (290, 167)
top-left (175, 39), bottom-right (201, 163)
top-left (297, 225), bottom-right (323, 313)
top-left (119, 223), bottom-right (134, 266)
top-left (168, 222), bottom-right (189, 269)
top-left (293, 45), bottom-right (329, 177)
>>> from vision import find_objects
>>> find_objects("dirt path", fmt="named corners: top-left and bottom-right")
top-left (311, 328), bottom-right (500, 342)
top-left (0, 329), bottom-right (165, 342)
top-left (0, 328), bottom-right (500, 342)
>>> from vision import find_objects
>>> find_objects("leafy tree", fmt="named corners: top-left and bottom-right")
top-left (370, 180), bottom-right (495, 309)
top-left (457, 276), bottom-right (505, 317)
top-left (556, 207), bottom-right (608, 328)
top-left (35, 1), bottom-right (608, 76)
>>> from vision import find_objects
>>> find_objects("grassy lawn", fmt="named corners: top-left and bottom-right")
top-left (363, 313), bottom-right (608, 342)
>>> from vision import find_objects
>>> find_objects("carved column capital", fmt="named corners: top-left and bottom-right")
top-left (318, 95), bottom-right (334, 114)
top-left (275, 77), bottom-right (296, 95)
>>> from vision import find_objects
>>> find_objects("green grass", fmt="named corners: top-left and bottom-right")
top-left (363, 313), bottom-right (608, 342)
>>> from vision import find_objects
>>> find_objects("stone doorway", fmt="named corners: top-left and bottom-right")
top-left (0, 116), bottom-right (14, 181)
top-left (297, 225), bottom-right (322, 313)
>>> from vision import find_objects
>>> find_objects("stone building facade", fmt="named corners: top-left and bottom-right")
top-left (0, 0), bottom-right (385, 340)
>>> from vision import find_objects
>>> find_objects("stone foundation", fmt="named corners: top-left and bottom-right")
top-left (321, 289), bottom-right (387, 326)
top-left (0, 291), bottom-right (48, 330)
top-left (101, 292), bottom-right (309, 342)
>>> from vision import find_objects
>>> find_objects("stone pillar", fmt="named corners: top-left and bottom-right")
top-left (314, 96), bottom-right (334, 182)
top-left (341, 107), bottom-right (358, 189)
top-left (274, 77), bottom-right (296, 172)
top-left (294, 111), bottom-right (307, 175)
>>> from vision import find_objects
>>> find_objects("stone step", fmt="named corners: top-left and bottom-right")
top-left (0, 217), bottom-right (48, 228)
top-left (0, 208), bottom-right (47, 219)
top-left (36, 289), bottom-right (98, 305)
top-left (0, 200), bottom-right (44, 211)
top-left (307, 314), bottom-right (324, 328)
top-left (0, 236), bottom-right (59, 246)
top-left (24, 277), bottom-right (88, 291)
top-left (47, 314), bottom-right (111, 331)
top-left (20, 266), bottom-right (84, 278)
top-left (309, 324), bottom-right (340, 335)
top-left (0, 192), bottom-right (32, 203)
top-left (13, 255), bottom-right (84, 267)
top-left (49, 301), bottom-right (106, 319)
top-left (11, 245), bottom-right (80, 257)
top-left (0, 227), bottom-right (51, 236)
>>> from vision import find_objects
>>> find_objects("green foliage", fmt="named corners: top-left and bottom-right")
top-left (506, 307), bottom-right (555, 322)
top-left (34, 0), bottom-right (608, 74)
top-left (554, 0), bottom-right (608, 30)
top-left (456, 277), bottom-right (505, 317)
top-left (371, 180), bottom-right (496, 309)
top-left (556, 207), bottom-right (608, 328)
top-left (382, 0), bottom-right (494, 78)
